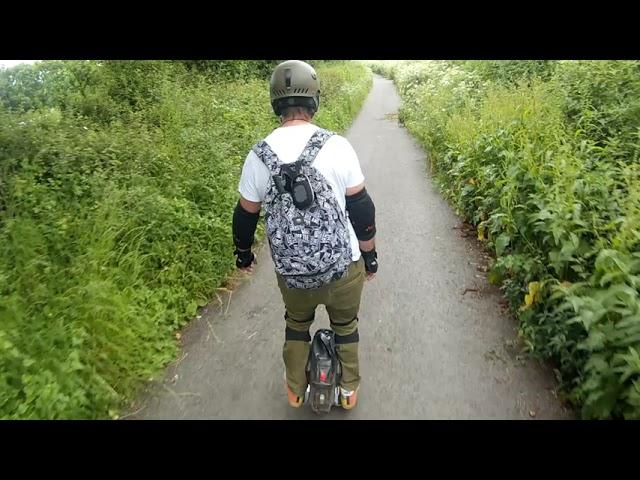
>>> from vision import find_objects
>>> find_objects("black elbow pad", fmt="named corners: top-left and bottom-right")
top-left (345, 187), bottom-right (376, 241)
top-left (232, 201), bottom-right (260, 250)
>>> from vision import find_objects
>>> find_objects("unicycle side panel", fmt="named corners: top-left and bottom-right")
top-left (305, 329), bottom-right (343, 414)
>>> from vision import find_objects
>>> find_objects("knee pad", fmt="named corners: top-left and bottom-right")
top-left (285, 326), bottom-right (311, 342)
top-left (335, 329), bottom-right (359, 345)
top-left (331, 317), bottom-right (359, 344)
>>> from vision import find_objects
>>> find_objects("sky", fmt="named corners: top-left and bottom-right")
top-left (0, 60), bottom-right (38, 69)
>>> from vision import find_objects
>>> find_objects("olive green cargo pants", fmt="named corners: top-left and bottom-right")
top-left (276, 258), bottom-right (365, 396)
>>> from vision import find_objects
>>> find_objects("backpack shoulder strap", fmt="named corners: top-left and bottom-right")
top-left (297, 128), bottom-right (335, 168)
top-left (251, 140), bottom-right (281, 175)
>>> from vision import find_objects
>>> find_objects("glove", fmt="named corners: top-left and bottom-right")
top-left (361, 249), bottom-right (378, 274)
top-left (234, 248), bottom-right (255, 269)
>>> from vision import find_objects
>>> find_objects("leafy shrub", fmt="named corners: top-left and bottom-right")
top-left (377, 60), bottom-right (640, 418)
top-left (0, 60), bottom-right (372, 419)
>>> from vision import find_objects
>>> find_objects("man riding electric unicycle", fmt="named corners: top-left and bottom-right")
top-left (232, 60), bottom-right (378, 413)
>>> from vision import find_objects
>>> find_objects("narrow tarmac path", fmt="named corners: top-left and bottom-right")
top-left (132, 75), bottom-right (572, 420)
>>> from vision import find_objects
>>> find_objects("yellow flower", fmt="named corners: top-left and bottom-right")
top-left (521, 282), bottom-right (541, 310)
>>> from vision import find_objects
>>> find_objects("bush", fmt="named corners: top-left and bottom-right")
top-left (0, 60), bottom-right (372, 419)
top-left (380, 60), bottom-right (640, 419)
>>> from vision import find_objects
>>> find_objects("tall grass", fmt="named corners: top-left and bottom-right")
top-left (0, 60), bottom-right (372, 419)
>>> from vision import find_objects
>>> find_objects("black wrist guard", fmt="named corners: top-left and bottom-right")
top-left (234, 248), bottom-right (255, 269)
top-left (361, 249), bottom-right (378, 274)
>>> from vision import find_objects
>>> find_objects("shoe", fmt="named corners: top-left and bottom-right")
top-left (339, 386), bottom-right (359, 410)
top-left (285, 382), bottom-right (304, 408)
top-left (283, 374), bottom-right (304, 408)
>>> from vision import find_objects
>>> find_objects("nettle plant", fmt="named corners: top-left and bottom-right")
top-left (382, 59), bottom-right (640, 418)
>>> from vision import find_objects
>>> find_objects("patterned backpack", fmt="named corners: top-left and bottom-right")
top-left (251, 128), bottom-right (352, 289)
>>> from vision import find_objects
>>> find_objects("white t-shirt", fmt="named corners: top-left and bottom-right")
top-left (238, 123), bottom-right (364, 261)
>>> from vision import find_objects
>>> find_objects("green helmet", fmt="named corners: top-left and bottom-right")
top-left (270, 60), bottom-right (320, 116)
